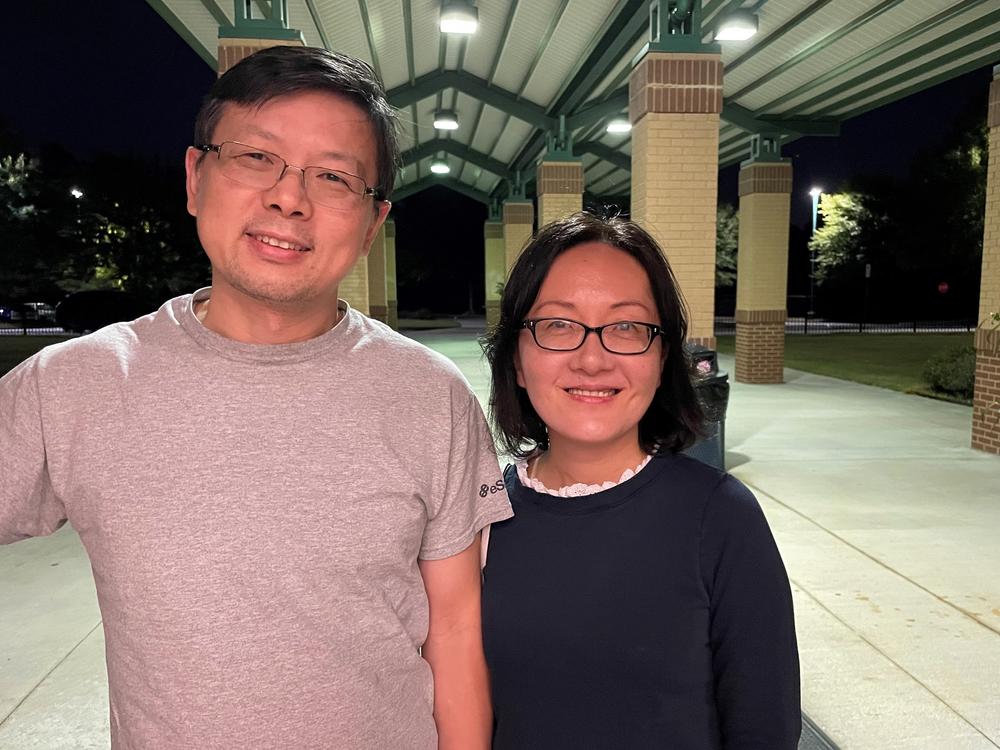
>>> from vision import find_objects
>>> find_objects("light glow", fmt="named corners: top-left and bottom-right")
top-left (433, 110), bottom-right (460, 130)
top-left (430, 160), bottom-right (451, 175)
top-left (606, 119), bottom-right (631, 134)
top-left (440, 1), bottom-right (478, 34)
top-left (714, 11), bottom-right (758, 41)
top-left (809, 187), bottom-right (822, 198)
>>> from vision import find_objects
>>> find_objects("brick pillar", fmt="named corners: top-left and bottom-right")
top-left (340, 256), bottom-right (369, 315)
top-left (503, 201), bottom-right (534, 273)
top-left (734, 162), bottom-right (792, 383)
top-left (217, 37), bottom-right (303, 75)
top-left (972, 71), bottom-right (1000, 454)
top-left (537, 162), bottom-right (583, 228)
top-left (629, 52), bottom-right (722, 348)
top-left (367, 225), bottom-right (388, 323)
top-left (484, 220), bottom-right (505, 330)
top-left (385, 219), bottom-right (398, 329)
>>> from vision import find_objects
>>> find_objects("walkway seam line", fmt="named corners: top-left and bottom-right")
top-left (789, 580), bottom-right (999, 747)
top-left (744, 478), bottom-right (1000, 638)
top-left (0, 619), bottom-right (104, 728)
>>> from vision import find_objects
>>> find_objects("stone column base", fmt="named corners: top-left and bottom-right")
top-left (387, 301), bottom-right (398, 331)
top-left (486, 300), bottom-right (501, 331)
top-left (735, 309), bottom-right (786, 384)
top-left (369, 304), bottom-right (389, 324)
top-left (972, 328), bottom-right (1000, 454)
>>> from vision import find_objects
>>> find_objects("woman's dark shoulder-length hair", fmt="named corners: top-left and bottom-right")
top-left (482, 211), bottom-right (704, 459)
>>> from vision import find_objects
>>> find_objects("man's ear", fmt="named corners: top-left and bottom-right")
top-left (184, 147), bottom-right (203, 218)
top-left (361, 200), bottom-right (391, 258)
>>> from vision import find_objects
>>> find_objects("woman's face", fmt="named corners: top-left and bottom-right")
top-left (515, 241), bottom-right (664, 454)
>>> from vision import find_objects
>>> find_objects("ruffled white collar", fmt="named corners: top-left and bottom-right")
top-left (514, 453), bottom-right (654, 498)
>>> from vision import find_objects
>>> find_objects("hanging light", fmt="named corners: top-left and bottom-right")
top-left (433, 109), bottom-right (460, 130)
top-left (430, 158), bottom-right (451, 175)
top-left (606, 118), bottom-right (631, 134)
top-left (714, 10), bottom-right (758, 41)
top-left (440, 0), bottom-right (479, 34)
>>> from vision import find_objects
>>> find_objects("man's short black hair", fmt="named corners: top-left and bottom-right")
top-left (482, 211), bottom-right (704, 458)
top-left (194, 45), bottom-right (400, 199)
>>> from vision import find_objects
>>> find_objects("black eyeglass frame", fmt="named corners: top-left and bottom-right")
top-left (520, 317), bottom-right (665, 355)
top-left (194, 142), bottom-right (386, 203)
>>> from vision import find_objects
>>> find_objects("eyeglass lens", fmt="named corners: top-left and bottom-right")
top-left (533, 319), bottom-right (653, 354)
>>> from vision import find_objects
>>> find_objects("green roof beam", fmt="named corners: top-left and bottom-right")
top-left (575, 141), bottom-right (630, 173)
top-left (759, 0), bottom-right (989, 114)
top-left (393, 176), bottom-right (492, 205)
top-left (401, 139), bottom-right (513, 181)
top-left (387, 71), bottom-right (555, 130)
top-left (726, 0), bottom-right (905, 101)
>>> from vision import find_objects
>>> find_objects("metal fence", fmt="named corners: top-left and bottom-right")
top-left (0, 326), bottom-right (68, 336)
top-left (714, 317), bottom-right (976, 337)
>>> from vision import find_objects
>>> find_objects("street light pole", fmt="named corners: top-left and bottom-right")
top-left (808, 187), bottom-right (822, 321)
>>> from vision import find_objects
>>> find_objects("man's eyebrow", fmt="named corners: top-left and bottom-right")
top-left (229, 128), bottom-right (365, 172)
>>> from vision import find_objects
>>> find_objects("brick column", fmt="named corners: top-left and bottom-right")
top-left (484, 220), bottom-right (505, 329)
top-left (217, 37), bottom-right (303, 75)
top-left (734, 162), bottom-right (792, 383)
top-left (537, 162), bottom-right (583, 228)
top-left (340, 256), bottom-right (369, 316)
top-left (367, 225), bottom-right (388, 323)
top-left (629, 52), bottom-right (722, 348)
top-left (385, 220), bottom-right (398, 329)
top-left (972, 71), bottom-right (1000, 454)
top-left (503, 201), bottom-right (534, 273)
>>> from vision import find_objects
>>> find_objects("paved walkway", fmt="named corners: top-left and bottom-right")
top-left (1, 326), bottom-right (998, 748)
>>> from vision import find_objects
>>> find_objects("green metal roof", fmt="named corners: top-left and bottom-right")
top-left (149, 0), bottom-right (1000, 204)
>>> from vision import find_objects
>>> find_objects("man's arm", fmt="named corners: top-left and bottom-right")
top-left (0, 356), bottom-right (66, 544)
top-left (419, 535), bottom-right (492, 750)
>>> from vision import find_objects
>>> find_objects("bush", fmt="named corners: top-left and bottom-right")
top-left (922, 345), bottom-right (976, 398)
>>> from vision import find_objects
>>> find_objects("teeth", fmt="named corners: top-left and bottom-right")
top-left (255, 234), bottom-right (308, 252)
top-left (567, 388), bottom-right (617, 397)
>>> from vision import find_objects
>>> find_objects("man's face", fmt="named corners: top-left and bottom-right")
top-left (185, 91), bottom-right (389, 309)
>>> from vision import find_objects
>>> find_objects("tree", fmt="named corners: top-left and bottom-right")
top-left (0, 152), bottom-right (46, 299)
top-left (807, 191), bottom-right (893, 282)
top-left (715, 203), bottom-right (738, 288)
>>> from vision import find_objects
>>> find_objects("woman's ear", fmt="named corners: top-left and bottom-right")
top-left (514, 347), bottom-right (525, 388)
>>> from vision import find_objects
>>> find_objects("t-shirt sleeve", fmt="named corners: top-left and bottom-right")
top-left (699, 475), bottom-right (801, 750)
top-left (0, 355), bottom-right (67, 544)
top-left (419, 391), bottom-right (512, 560)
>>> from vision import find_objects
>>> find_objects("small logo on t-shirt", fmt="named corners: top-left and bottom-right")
top-left (479, 480), bottom-right (505, 498)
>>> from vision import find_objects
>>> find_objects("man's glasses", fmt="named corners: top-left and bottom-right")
top-left (521, 318), bottom-right (663, 355)
top-left (195, 141), bottom-right (384, 209)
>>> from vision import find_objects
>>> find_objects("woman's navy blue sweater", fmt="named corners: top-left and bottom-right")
top-left (482, 453), bottom-right (800, 750)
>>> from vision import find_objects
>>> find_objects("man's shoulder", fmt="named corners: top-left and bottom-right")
top-left (29, 297), bottom-right (183, 377)
top-left (346, 312), bottom-right (467, 382)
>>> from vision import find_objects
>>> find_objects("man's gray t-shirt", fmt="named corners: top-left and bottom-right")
top-left (0, 290), bottom-right (512, 749)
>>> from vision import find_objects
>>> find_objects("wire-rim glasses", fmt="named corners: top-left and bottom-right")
top-left (195, 141), bottom-right (384, 209)
top-left (521, 318), bottom-right (664, 355)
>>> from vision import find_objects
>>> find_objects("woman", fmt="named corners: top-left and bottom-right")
top-left (481, 213), bottom-right (800, 749)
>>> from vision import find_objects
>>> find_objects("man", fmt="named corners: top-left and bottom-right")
top-left (0, 46), bottom-right (511, 749)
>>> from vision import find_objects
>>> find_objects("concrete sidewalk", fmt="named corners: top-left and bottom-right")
top-left (1, 328), bottom-right (998, 748)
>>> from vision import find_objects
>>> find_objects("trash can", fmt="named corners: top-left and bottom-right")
top-left (683, 346), bottom-right (730, 471)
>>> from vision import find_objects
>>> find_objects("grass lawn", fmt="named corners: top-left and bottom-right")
top-left (0, 336), bottom-right (72, 378)
top-left (716, 333), bottom-right (974, 403)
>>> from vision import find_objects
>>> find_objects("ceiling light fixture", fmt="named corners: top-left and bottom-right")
top-left (433, 109), bottom-right (460, 130)
top-left (606, 118), bottom-right (631, 134)
top-left (714, 10), bottom-right (758, 41)
top-left (430, 158), bottom-right (451, 175)
top-left (440, 0), bottom-right (479, 34)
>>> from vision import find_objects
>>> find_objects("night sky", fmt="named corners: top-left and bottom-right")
top-left (2, 0), bottom-right (993, 312)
